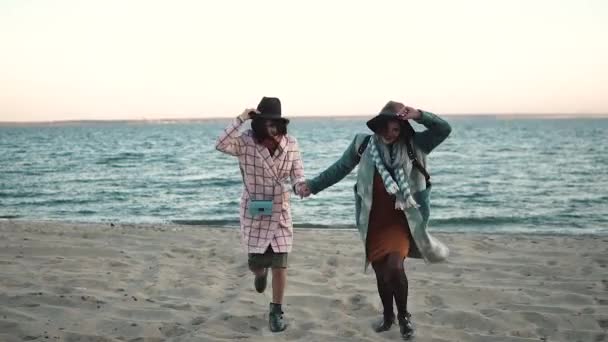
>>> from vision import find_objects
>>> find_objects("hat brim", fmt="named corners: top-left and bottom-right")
top-left (255, 114), bottom-right (289, 123)
top-left (366, 114), bottom-right (414, 136)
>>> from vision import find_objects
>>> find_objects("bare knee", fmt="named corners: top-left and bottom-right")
top-left (272, 267), bottom-right (287, 276)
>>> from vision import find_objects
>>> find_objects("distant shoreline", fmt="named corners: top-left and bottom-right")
top-left (2, 113), bottom-right (608, 126)
top-left (2, 218), bottom-right (606, 236)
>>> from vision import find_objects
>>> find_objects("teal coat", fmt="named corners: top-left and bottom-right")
top-left (307, 111), bottom-right (452, 269)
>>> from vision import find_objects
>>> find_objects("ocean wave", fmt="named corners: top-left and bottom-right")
top-left (0, 191), bottom-right (54, 199)
top-left (171, 219), bottom-right (351, 229)
top-left (172, 177), bottom-right (241, 188)
top-left (13, 198), bottom-right (99, 206)
top-left (171, 219), bottom-right (239, 226)
top-left (95, 152), bottom-right (146, 165)
top-left (430, 215), bottom-right (544, 227)
top-left (570, 196), bottom-right (608, 205)
top-left (77, 210), bottom-right (97, 215)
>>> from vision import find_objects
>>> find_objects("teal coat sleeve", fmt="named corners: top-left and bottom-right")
top-left (413, 111), bottom-right (452, 154)
top-left (306, 134), bottom-right (364, 195)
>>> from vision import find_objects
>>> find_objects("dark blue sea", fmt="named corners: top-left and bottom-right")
top-left (1, 116), bottom-right (607, 234)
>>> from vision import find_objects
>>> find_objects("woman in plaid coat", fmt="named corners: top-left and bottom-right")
top-left (215, 97), bottom-right (306, 332)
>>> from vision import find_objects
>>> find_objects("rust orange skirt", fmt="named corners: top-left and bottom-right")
top-left (366, 171), bottom-right (411, 262)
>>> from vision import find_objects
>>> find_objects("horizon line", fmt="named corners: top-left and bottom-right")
top-left (1, 112), bottom-right (608, 125)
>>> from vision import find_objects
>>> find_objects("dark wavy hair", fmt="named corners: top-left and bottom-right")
top-left (251, 118), bottom-right (288, 142)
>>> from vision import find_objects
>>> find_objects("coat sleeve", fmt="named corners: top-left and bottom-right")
top-left (412, 111), bottom-right (452, 154)
top-left (290, 138), bottom-right (306, 186)
top-left (215, 117), bottom-right (245, 156)
top-left (306, 135), bottom-right (362, 195)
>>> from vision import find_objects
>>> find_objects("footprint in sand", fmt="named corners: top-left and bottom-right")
top-left (171, 247), bottom-right (193, 254)
top-left (327, 256), bottom-right (338, 267)
top-left (190, 316), bottom-right (206, 325)
top-left (299, 321), bottom-right (317, 330)
top-left (348, 294), bottom-right (370, 312)
top-left (349, 294), bottom-right (365, 305)
top-left (323, 269), bottom-right (336, 278)
top-left (161, 303), bottom-right (192, 311)
top-left (159, 323), bottom-right (188, 338)
top-left (0, 320), bottom-right (18, 331)
top-left (109, 261), bottom-right (129, 267)
top-left (337, 328), bottom-right (357, 338)
top-left (582, 307), bottom-right (596, 314)
top-left (581, 265), bottom-right (593, 275)
top-left (425, 295), bottom-right (447, 308)
top-left (194, 305), bottom-right (211, 313)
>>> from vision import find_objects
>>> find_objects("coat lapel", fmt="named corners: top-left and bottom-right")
top-left (274, 136), bottom-right (289, 173)
top-left (255, 143), bottom-right (279, 181)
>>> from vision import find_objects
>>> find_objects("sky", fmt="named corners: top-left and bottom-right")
top-left (1, 0), bottom-right (607, 122)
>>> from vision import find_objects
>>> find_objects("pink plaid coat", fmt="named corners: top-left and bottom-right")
top-left (215, 117), bottom-right (305, 254)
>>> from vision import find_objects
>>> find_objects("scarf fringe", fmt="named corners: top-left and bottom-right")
top-left (370, 136), bottom-right (418, 210)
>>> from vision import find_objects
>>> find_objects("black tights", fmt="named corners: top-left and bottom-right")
top-left (371, 252), bottom-right (409, 320)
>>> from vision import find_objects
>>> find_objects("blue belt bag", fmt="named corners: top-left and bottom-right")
top-left (249, 200), bottom-right (273, 217)
top-left (240, 167), bottom-right (277, 217)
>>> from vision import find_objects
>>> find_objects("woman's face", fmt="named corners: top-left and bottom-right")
top-left (264, 120), bottom-right (279, 137)
top-left (379, 120), bottom-right (401, 144)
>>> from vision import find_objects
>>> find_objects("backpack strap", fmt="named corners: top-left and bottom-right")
top-left (404, 138), bottom-right (431, 187)
top-left (355, 135), bottom-right (372, 163)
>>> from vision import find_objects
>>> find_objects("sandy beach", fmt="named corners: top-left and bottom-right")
top-left (0, 220), bottom-right (606, 341)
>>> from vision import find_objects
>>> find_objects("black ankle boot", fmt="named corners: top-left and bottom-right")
top-left (269, 303), bottom-right (286, 332)
top-left (373, 314), bottom-right (395, 333)
top-left (398, 313), bottom-right (415, 340)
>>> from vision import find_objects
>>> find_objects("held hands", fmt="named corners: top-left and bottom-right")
top-left (239, 108), bottom-right (259, 121)
top-left (295, 182), bottom-right (312, 199)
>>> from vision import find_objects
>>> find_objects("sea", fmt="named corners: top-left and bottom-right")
top-left (1, 116), bottom-right (607, 235)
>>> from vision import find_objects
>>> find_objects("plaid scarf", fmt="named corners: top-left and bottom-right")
top-left (369, 135), bottom-right (418, 210)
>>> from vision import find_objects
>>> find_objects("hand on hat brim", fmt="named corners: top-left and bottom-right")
top-left (240, 108), bottom-right (260, 121)
top-left (396, 106), bottom-right (421, 120)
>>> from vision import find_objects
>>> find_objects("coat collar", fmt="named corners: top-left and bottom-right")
top-left (253, 135), bottom-right (288, 181)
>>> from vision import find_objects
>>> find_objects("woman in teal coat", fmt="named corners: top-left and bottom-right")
top-left (298, 101), bottom-right (451, 339)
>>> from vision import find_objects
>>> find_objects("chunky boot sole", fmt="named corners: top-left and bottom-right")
top-left (399, 316), bottom-right (415, 340)
top-left (373, 316), bottom-right (395, 333)
top-left (268, 317), bottom-right (287, 332)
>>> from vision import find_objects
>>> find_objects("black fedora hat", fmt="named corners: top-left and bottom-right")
top-left (366, 101), bottom-right (414, 137)
top-left (254, 97), bottom-right (289, 123)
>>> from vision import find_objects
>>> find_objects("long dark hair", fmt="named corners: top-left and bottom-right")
top-left (251, 118), bottom-right (288, 142)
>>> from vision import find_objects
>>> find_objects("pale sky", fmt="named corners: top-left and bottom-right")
top-left (1, 0), bottom-right (607, 122)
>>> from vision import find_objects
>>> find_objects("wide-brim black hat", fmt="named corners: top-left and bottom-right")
top-left (366, 101), bottom-right (414, 136)
top-left (254, 97), bottom-right (289, 123)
